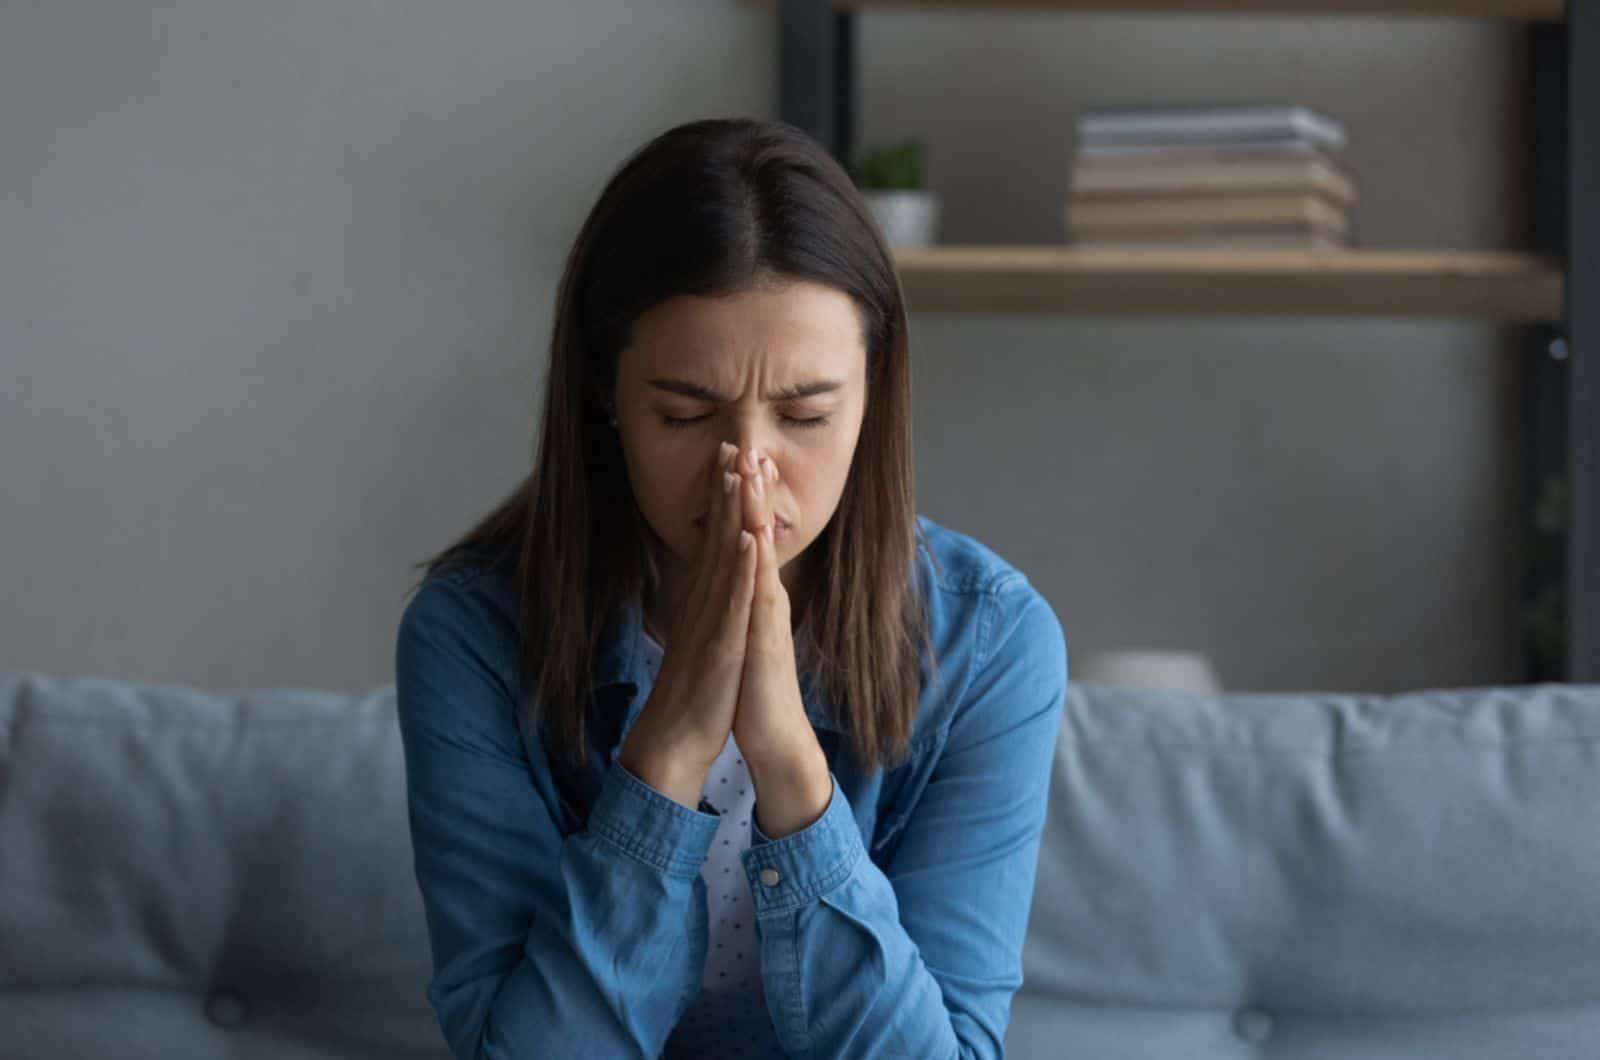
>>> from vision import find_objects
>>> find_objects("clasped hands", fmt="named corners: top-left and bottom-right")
top-left (622, 440), bottom-right (832, 837)
top-left (720, 443), bottom-right (831, 836)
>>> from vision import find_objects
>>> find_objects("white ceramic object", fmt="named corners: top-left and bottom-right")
top-left (1075, 650), bottom-right (1223, 694)
top-left (862, 189), bottom-right (940, 248)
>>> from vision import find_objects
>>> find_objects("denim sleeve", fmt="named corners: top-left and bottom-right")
top-left (394, 575), bottom-right (723, 1060)
top-left (742, 576), bottom-right (1068, 1059)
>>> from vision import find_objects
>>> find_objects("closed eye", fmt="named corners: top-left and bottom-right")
top-left (661, 413), bottom-right (830, 430)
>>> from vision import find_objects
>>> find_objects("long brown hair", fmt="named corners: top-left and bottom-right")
top-left (405, 116), bottom-right (939, 775)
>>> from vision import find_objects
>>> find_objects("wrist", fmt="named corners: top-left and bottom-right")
top-left (750, 748), bottom-right (832, 839)
top-left (618, 745), bottom-right (708, 812)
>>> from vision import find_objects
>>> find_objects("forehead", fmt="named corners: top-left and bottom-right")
top-left (622, 280), bottom-right (866, 381)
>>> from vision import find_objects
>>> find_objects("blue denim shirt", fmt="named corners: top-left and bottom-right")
top-left (394, 514), bottom-right (1068, 1059)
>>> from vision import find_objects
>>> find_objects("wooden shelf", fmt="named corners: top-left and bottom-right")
top-left (889, 246), bottom-right (1565, 318)
top-left (748, 0), bottom-right (1563, 21)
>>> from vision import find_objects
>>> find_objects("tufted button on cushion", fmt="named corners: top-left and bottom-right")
top-left (206, 988), bottom-right (250, 1029)
top-left (1233, 1007), bottom-right (1274, 1043)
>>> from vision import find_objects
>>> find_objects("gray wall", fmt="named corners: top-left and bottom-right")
top-left (0, 2), bottom-right (1529, 696)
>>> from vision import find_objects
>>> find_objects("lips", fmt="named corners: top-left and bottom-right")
top-left (695, 514), bottom-right (789, 531)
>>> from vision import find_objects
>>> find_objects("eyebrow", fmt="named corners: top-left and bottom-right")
top-left (646, 378), bottom-right (846, 402)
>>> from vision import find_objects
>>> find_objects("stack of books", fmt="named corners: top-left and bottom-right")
top-left (1064, 103), bottom-right (1359, 251)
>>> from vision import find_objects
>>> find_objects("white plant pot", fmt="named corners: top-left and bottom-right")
top-left (1075, 650), bottom-right (1223, 694)
top-left (862, 190), bottom-right (940, 248)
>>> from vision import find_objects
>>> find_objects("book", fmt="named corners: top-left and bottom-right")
top-left (1081, 136), bottom-right (1331, 160)
top-left (1067, 227), bottom-right (1351, 251)
top-left (1070, 155), bottom-right (1359, 207)
top-left (1073, 141), bottom-right (1348, 171)
top-left (1076, 103), bottom-right (1346, 151)
top-left (1076, 137), bottom-right (1333, 162)
top-left (1065, 191), bottom-right (1350, 234)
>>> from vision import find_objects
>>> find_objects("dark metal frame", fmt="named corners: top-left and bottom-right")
top-left (778, 0), bottom-right (1595, 681)
top-left (1567, 0), bottom-right (1595, 681)
top-left (778, 0), bottom-right (856, 167)
top-left (1524, 18), bottom-right (1570, 683)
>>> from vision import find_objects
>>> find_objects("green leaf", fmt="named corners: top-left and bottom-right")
top-left (852, 140), bottom-right (926, 190)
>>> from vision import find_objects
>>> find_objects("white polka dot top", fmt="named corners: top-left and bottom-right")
top-left (696, 729), bottom-right (759, 994)
top-left (640, 626), bottom-right (784, 1058)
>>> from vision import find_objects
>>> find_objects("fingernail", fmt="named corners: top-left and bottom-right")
top-left (724, 472), bottom-right (738, 494)
top-left (720, 442), bottom-right (738, 468)
top-left (739, 530), bottom-right (753, 552)
top-left (764, 523), bottom-right (774, 543)
top-left (752, 472), bottom-right (764, 497)
top-left (761, 457), bottom-right (776, 481)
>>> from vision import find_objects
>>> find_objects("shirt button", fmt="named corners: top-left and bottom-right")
top-left (758, 868), bottom-right (780, 887)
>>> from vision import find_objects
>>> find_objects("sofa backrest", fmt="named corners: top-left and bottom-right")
top-left (5, 673), bottom-right (1598, 1059)
top-left (1010, 681), bottom-right (1600, 1059)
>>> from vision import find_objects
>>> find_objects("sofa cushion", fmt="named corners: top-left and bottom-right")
top-left (1010, 681), bottom-right (1600, 1059)
top-left (0, 672), bottom-right (448, 1060)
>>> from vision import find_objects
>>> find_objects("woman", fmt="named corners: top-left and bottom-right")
top-left (395, 117), bottom-right (1068, 1059)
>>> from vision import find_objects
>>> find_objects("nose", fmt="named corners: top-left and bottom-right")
top-left (729, 423), bottom-right (777, 474)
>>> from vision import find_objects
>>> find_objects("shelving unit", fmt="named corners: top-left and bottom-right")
top-left (772, 0), bottom-right (1595, 680)
top-left (892, 247), bottom-right (1563, 318)
top-left (826, 0), bottom-right (1561, 14)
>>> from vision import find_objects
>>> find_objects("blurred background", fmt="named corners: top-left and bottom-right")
top-left (0, 0), bottom-right (1578, 697)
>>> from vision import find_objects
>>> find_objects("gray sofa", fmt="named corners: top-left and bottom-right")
top-left (3, 671), bottom-right (1597, 1059)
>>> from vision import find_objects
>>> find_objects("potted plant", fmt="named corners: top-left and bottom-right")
top-left (850, 140), bottom-right (940, 248)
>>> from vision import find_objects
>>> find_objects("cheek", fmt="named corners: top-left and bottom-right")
top-left (785, 445), bottom-right (853, 510)
top-left (622, 445), bottom-right (696, 528)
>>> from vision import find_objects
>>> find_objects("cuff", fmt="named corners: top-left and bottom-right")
top-left (589, 757), bottom-right (722, 879)
top-left (740, 772), bottom-right (865, 915)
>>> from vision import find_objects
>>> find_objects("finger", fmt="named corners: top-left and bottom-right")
top-left (758, 511), bottom-right (782, 637)
top-left (758, 453), bottom-right (779, 534)
top-left (700, 441), bottom-right (736, 573)
top-left (728, 523), bottom-right (758, 649)
top-left (719, 443), bottom-right (743, 563)
top-left (743, 447), bottom-right (773, 536)
top-left (730, 457), bottom-right (769, 647)
top-left (742, 510), bottom-right (767, 649)
top-left (710, 441), bottom-right (739, 564)
top-left (759, 476), bottom-right (791, 633)
top-left (714, 445), bottom-right (749, 614)
top-left (688, 443), bottom-right (738, 624)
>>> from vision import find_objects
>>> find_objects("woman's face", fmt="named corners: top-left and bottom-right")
top-left (612, 279), bottom-right (868, 594)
